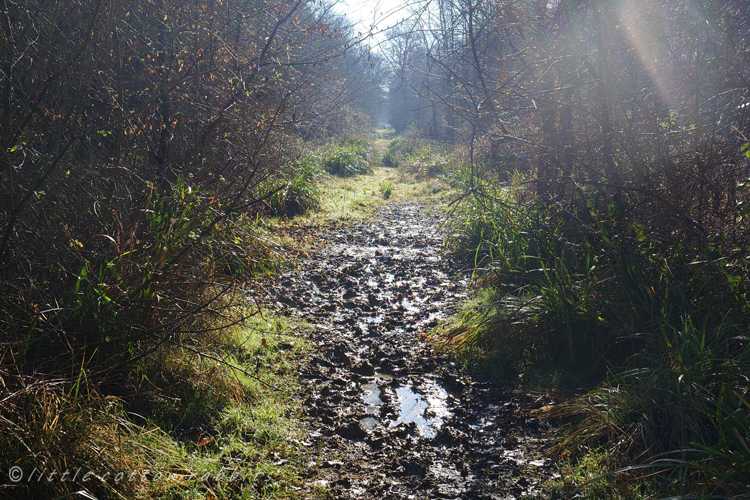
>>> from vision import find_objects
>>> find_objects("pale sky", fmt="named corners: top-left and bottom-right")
top-left (333, 0), bottom-right (418, 49)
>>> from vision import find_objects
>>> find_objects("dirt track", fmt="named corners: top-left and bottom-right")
top-left (257, 202), bottom-right (556, 499)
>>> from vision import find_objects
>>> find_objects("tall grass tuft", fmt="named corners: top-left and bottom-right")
top-left (0, 378), bottom-right (178, 499)
top-left (319, 137), bottom-right (373, 177)
top-left (445, 193), bottom-right (636, 375)
top-left (550, 316), bottom-right (750, 497)
top-left (381, 137), bottom-right (417, 168)
top-left (443, 155), bottom-right (750, 497)
top-left (258, 159), bottom-right (321, 218)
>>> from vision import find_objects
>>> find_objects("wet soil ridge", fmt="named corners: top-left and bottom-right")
top-left (258, 203), bottom-right (554, 499)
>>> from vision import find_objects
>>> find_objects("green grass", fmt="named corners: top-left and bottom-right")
top-left (264, 163), bottom-right (456, 229)
top-left (440, 161), bottom-right (750, 499)
top-left (379, 179), bottom-right (394, 199)
top-left (0, 309), bottom-right (316, 500)
top-left (143, 311), bottom-right (314, 500)
top-left (548, 447), bottom-right (657, 500)
top-left (379, 136), bottom-right (455, 178)
top-left (258, 161), bottom-right (321, 218)
top-left (547, 316), bottom-right (750, 498)
top-left (318, 137), bottom-right (373, 177)
top-left (374, 125), bottom-right (396, 140)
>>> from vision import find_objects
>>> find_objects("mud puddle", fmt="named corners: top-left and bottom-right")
top-left (253, 202), bottom-right (557, 499)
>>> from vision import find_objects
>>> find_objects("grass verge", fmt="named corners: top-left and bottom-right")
top-left (1, 310), bottom-right (316, 500)
top-left (437, 159), bottom-right (750, 499)
top-left (258, 135), bottom-right (458, 245)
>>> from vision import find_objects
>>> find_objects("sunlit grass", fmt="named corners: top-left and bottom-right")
top-left (142, 310), bottom-right (314, 500)
top-left (441, 156), bottom-right (750, 499)
top-left (548, 448), bottom-right (657, 500)
top-left (262, 164), bottom-right (456, 231)
top-left (320, 166), bottom-right (454, 216)
top-left (0, 308), bottom-right (317, 500)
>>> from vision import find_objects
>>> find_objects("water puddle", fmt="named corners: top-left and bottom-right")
top-left (361, 383), bottom-right (382, 415)
top-left (359, 376), bottom-right (452, 437)
top-left (391, 382), bottom-right (451, 438)
top-left (400, 298), bottom-right (422, 313)
top-left (359, 376), bottom-right (390, 431)
top-left (359, 416), bottom-right (379, 431)
top-left (364, 315), bottom-right (383, 324)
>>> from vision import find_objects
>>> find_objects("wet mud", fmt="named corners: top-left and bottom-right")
top-left (256, 203), bottom-right (557, 499)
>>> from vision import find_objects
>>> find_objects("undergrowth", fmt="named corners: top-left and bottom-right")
top-left (381, 137), bottom-right (454, 180)
top-left (441, 151), bottom-right (750, 498)
top-left (0, 140), bottom-right (323, 499)
top-left (318, 137), bottom-right (373, 177)
top-left (1, 309), bottom-right (312, 500)
top-left (257, 158), bottom-right (321, 218)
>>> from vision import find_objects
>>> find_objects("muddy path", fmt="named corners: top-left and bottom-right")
top-left (256, 202), bottom-right (557, 499)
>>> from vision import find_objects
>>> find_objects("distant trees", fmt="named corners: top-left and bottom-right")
top-left (383, 22), bottom-right (428, 133)
top-left (383, 0), bottom-right (750, 201)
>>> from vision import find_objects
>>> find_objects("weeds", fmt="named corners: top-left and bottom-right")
top-left (549, 316), bottom-right (750, 497)
top-left (380, 180), bottom-right (394, 199)
top-left (319, 137), bottom-right (373, 177)
top-left (259, 159), bottom-right (321, 218)
top-left (1, 308), bottom-right (311, 499)
top-left (442, 150), bottom-right (750, 497)
top-left (0, 137), bottom-right (319, 498)
top-left (549, 447), bottom-right (656, 499)
top-left (380, 137), bottom-right (454, 180)
top-left (381, 149), bottom-right (399, 168)
top-left (0, 378), bottom-right (173, 499)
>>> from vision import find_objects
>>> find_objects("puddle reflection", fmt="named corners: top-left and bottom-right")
top-left (361, 383), bottom-right (382, 414)
top-left (392, 383), bottom-right (450, 438)
top-left (360, 376), bottom-right (450, 438)
top-left (359, 416), bottom-right (379, 431)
